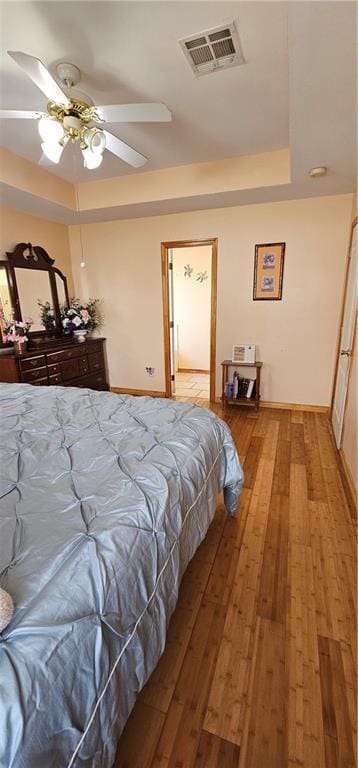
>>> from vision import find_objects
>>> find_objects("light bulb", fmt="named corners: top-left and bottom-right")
top-left (83, 128), bottom-right (106, 155)
top-left (38, 117), bottom-right (64, 143)
top-left (82, 147), bottom-right (103, 169)
top-left (41, 141), bottom-right (63, 164)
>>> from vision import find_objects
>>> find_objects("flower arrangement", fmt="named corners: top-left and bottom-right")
top-left (38, 300), bottom-right (56, 330)
top-left (4, 318), bottom-right (32, 344)
top-left (62, 298), bottom-right (101, 334)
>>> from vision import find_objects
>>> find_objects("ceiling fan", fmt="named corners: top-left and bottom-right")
top-left (0, 51), bottom-right (172, 170)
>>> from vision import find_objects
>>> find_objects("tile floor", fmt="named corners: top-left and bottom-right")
top-left (173, 371), bottom-right (210, 401)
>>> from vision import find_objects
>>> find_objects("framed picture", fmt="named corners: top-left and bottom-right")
top-left (253, 242), bottom-right (285, 300)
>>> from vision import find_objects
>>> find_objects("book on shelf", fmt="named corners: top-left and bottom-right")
top-left (235, 375), bottom-right (256, 399)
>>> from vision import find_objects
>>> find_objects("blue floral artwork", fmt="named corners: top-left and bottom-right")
top-left (261, 276), bottom-right (274, 292)
top-left (184, 264), bottom-right (193, 278)
top-left (263, 252), bottom-right (275, 269)
top-left (196, 270), bottom-right (208, 283)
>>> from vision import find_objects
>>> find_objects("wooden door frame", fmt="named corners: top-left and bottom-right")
top-left (161, 238), bottom-right (218, 402)
top-left (330, 216), bottom-right (357, 421)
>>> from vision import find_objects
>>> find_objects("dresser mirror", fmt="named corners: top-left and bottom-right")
top-left (15, 267), bottom-right (53, 332)
top-left (0, 267), bottom-right (12, 326)
top-left (0, 243), bottom-right (70, 346)
top-left (55, 270), bottom-right (68, 308)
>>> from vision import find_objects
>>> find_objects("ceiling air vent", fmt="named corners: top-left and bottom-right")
top-left (179, 22), bottom-right (245, 76)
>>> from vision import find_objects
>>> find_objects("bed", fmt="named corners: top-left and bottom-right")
top-left (0, 383), bottom-right (243, 768)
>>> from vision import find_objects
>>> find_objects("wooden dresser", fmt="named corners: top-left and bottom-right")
top-left (0, 337), bottom-right (109, 391)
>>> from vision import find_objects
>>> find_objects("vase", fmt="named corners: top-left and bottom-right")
top-left (14, 340), bottom-right (28, 355)
top-left (73, 330), bottom-right (88, 343)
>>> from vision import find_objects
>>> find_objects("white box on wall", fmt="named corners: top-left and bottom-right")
top-left (232, 344), bottom-right (256, 364)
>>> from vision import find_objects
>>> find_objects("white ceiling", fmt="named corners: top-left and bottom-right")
top-left (1, 1), bottom-right (288, 181)
top-left (0, 1), bottom-right (356, 211)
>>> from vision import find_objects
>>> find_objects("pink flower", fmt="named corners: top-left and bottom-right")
top-left (80, 309), bottom-right (90, 321)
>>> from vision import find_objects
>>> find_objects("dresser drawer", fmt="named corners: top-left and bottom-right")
top-left (20, 355), bottom-right (46, 372)
top-left (60, 359), bottom-right (80, 381)
top-left (63, 371), bottom-right (107, 391)
top-left (47, 347), bottom-right (84, 364)
top-left (88, 352), bottom-right (104, 372)
top-left (49, 373), bottom-right (62, 385)
top-left (47, 363), bottom-right (61, 376)
top-left (22, 366), bottom-right (48, 383)
top-left (78, 356), bottom-right (89, 375)
top-left (86, 341), bottom-right (101, 355)
top-left (89, 372), bottom-right (107, 390)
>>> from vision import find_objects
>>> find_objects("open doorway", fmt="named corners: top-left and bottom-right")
top-left (161, 238), bottom-right (218, 402)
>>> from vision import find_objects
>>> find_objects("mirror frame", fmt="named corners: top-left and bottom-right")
top-left (0, 242), bottom-right (70, 346)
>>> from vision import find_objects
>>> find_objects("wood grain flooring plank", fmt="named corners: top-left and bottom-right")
top-left (339, 641), bottom-right (357, 765)
top-left (286, 543), bottom-right (326, 768)
top-left (204, 421), bottom-right (279, 746)
top-left (323, 467), bottom-right (356, 558)
top-left (289, 463), bottom-right (311, 546)
top-left (315, 414), bottom-right (338, 470)
top-left (115, 702), bottom-right (165, 768)
top-left (318, 635), bottom-right (356, 768)
top-left (239, 617), bottom-right (286, 768)
top-left (150, 598), bottom-right (226, 768)
top-left (291, 410), bottom-right (304, 424)
top-left (193, 731), bottom-right (240, 767)
top-left (303, 411), bottom-right (317, 444)
top-left (242, 436), bottom-right (263, 490)
top-left (309, 500), bottom-right (347, 642)
top-left (257, 493), bottom-right (289, 623)
top-left (305, 436), bottom-right (327, 502)
top-left (272, 437), bottom-right (291, 497)
top-left (290, 422), bottom-right (306, 465)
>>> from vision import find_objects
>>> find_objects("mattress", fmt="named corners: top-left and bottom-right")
top-left (0, 384), bottom-right (243, 768)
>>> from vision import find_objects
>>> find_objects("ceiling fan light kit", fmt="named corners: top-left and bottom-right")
top-left (82, 147), bottom-right (103, 169)
top-left (38, 115), bottom-right (64, 143)
top-left (40, 140), bottom-right (63, 164)
top-left (1, 50), bottom-right (172, 171)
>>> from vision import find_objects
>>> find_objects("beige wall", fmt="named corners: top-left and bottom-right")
top-left (172, 246), bottom-right (211, 371)
top-left (0, 147), bottom-right (75, 210)
top-left (341, 195), bottom-right (357, 495)
top-left (0, 204), bottom-right (74, 294)
top-left (78, 149), bottom-right (290, 212)
top-left (70, 193), bottom-right (353, 404)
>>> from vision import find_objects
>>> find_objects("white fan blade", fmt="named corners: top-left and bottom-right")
top-left (8, 51), bottom-right (70, 107)
top-left (96, 103), bottom-right (171, 123)
top-left (0, 109), bottom-right (46, 119)
top-left (103, 130), bottom-right (147, 168)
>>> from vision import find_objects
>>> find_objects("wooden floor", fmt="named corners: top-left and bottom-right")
top-left (115, 405), bottom-right (357, 768)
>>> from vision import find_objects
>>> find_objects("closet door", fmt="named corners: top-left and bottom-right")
top-left (331, 220), bottom-right (357, 448)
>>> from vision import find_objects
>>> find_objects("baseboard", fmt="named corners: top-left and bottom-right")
top-left (177, 368), bottom-right (210, 374)
top-left (338, 447), bottom-right (357, 515)
top-left (260, 400), bottom-right (329, 413)
top-left (111, 387), bottom-right (166, 398)
top-left (215, 398), bottom-right (328, 412)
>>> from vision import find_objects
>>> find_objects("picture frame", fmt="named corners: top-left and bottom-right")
top-left (253, 242), bottom-right (285, 300)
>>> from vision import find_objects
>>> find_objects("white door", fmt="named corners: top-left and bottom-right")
top-left (168, 249), bottom-right (176, 394)
top-left (332, 221), bottom-right (357, 448)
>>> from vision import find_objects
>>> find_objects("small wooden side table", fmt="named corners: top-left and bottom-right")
top-left (221, 360), bottom-right (262, 411)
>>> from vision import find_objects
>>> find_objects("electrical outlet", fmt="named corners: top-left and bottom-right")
top-left (146, 366), bottom-right (155, 376)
